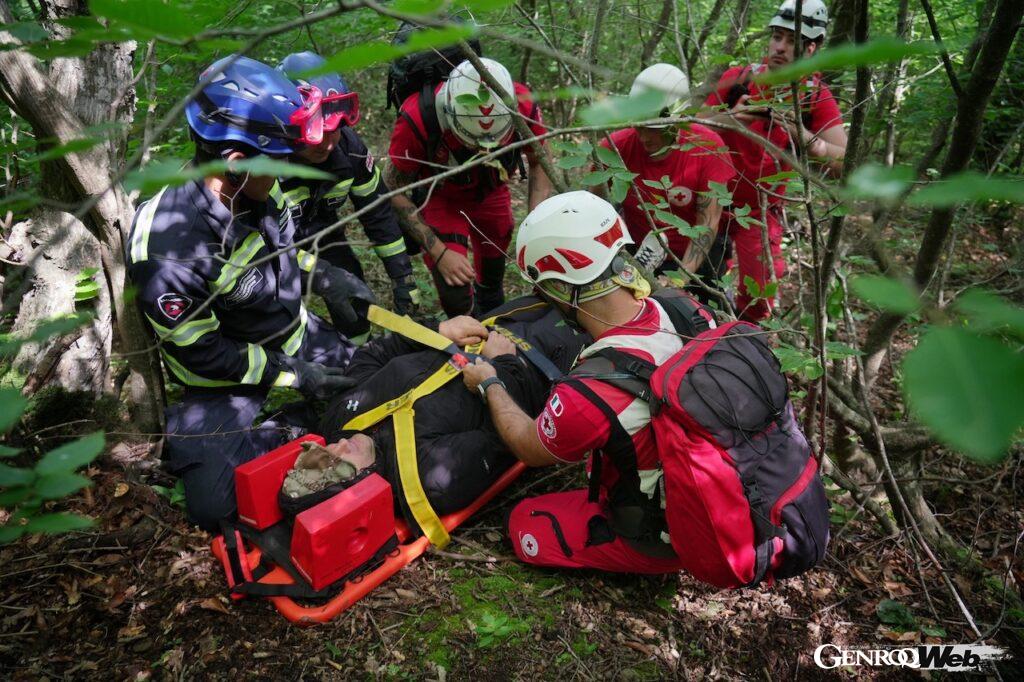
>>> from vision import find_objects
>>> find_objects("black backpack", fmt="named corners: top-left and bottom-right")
top-left (386, 20), bottom-right (483, 111)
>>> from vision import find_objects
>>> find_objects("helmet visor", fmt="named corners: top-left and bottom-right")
top-left (291, 85), bottom-right (325, 146)
top-left (321, 91), bottom-right (360, 130)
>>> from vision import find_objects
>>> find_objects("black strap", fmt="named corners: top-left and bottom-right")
top-left (530, 510), bottom-right (573, 557)
top-left (490, 324), bottom-right (563, 383)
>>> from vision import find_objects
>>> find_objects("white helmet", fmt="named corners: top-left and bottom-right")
top-left (516, 191), bottom-right (642, 303)
top-left (437, 58), bottom-right (515, 149)
top-left (769, 0), bottom-right (829, 41)
top-left (629, 63), bottom-right (690, 129)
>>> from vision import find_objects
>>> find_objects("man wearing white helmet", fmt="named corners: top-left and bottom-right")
top-left (462, 191), bottom-right (714, 573)
top-left (386, 57), bottom-right (553, 318)
top-left (594, 63), bottom-right (735, 289)
top-left (702, 0), bottom-right (847, 322)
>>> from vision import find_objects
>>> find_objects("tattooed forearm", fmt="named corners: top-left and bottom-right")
top-left (384, 161), bottom-right (440, 256)
top-left (680, 196), bottom-right (722, 274)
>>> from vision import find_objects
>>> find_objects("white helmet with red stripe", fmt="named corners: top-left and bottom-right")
top-left (438, 58), bottom-right (515, 149)
top-left (516, 191), bottom-right (639, 303)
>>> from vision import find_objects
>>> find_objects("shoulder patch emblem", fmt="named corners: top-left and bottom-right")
top-left (157, 293), bottom-right (192, 321)
top-left (667, 186), bottom-right (693, 207)
top-left (540, 409), bottom-right (557, 439)
top-left (548, 394), bottom-right (563, 417)
top-left (365, 152), bottom-right (374, 172)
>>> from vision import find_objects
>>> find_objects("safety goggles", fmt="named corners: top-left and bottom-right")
top-left (321, 90), bottom-right (360, 129)
top-left (774, 8), bottom-right (828, 28)
top-left (291, 85), bottom-right (326, 146)
top-left (291, 87), bottom-right (361, 146)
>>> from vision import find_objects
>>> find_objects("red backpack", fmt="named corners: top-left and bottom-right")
top-left (565, 296), bottom-right (829, 588)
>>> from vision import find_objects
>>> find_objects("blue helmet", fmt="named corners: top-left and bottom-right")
top-left (278, 51), bottom-right (350, 98)
top-left (186, 56), bottom-right (308, 156)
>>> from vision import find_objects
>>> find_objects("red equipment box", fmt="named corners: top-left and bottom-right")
top-left (290, 473), bottom-right (395, 591)
top-left (235, 434), bottom-right (325, 530)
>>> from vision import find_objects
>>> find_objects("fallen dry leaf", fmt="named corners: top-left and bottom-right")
top-left (114, 482), bottom-right (130, 498)
top-left (199, 597), bottom-right (230, 615)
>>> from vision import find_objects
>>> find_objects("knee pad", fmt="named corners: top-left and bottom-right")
top-left (432, 271), bottom-right (474, 317)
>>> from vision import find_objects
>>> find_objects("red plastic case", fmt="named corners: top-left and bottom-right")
top-left (290, 473), bottom-right (395, 591)
top-left (234, 434), bottom-right (325, 530)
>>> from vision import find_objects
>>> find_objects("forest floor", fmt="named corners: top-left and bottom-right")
top-left (1, 183), bottom-right (1022, 679)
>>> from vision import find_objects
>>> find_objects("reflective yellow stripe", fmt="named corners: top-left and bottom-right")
top-left (161, 350), bottom-right (236, 387)
top-left (373, 237), bottom-right (407, 260)
top-left (208, 232), bottom-right (265, 294)
top-left (146, 313), bottom-right (220, 347)
top-left (274, 371), bottom-right (297, 388)
top-left (283, 186), bottom-right (311, 205)
top-left (296, 249), bottom-right (317, 273)
top-left (343, 360), bottom-right (461, 548)
top-left (129, 188), bottom-right (167, 264)
top-left (269, 181), bottom-right (285, 209)
top-left (323, 178), bottom-right (353, 200)
top-left (241, 344), bottom-right (267, 384)
top-left (281, 304), bottom-right (308, 356)
top-left (350, 167), bottom-right (380, 198)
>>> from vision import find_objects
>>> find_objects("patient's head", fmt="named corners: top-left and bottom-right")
top-left (326, 433), bottom-right (376, 471)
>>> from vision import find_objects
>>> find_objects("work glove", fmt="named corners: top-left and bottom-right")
top-left (391, 276), bottom-right (420, 317)
top-left (279, 355), bottom-right (357, 400)
top-left (312, 262), bottom-right (376, 327)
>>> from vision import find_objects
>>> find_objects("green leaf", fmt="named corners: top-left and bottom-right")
top-left (594, 146), bottom-right (625, 169)
top-left (609, 179), bottom-right (630, 204)
top-left (88, 0), bottom-right (212, 40)
top-left (843, 164), bottom-right (914, 203)
top-left (850, 275), bottom-right (920, 314)
top-left (579, 89), bottom-right (668, 126)
top-left (875, 599), bottom-right (917, 629)
top-left (0, 524), bottom-right (26, 545)
top-left (4, 22), bottom-right (50, 43)
top-left (392, 0), bottom-right (447, 13)
top-left (0, 487), bottom-right (33, 506)
top-left (34, 473), bottom-right (92, 500)
top-left (903, 328), bottom-right (1024, 463)
top-left (124, 158), bottom-right (332, 193)
top-left (310, 26), bottom-right (477, 75)
top-left (771, 346), bottom-right (823, 380)
top-left (824, 341), bottom-right (863, 359)
top-left (0, 445), bottom-right (21, 459)
top-left (954, 290), bottom-right (1024, 337)
top-left (0, 389), bottom-right (27, 434)
top-left (756, 171), bottom-right (800, 184)
top-left (0, 312), bottom-right (93, 359)
top-left (23, 138), bottom-right (102, 165)
top-left (743, 275), bottom-right (762, 298)
top-left (908, 172), bottom-right (1024, 208)
top-left (555, 154), bottom-right (589, 170)
top-left (459, 0), bottom-right (514, 10)
top-left (921, 625), bottom-right (947, 638)
top-left (0, 463), bottom-right (34, 488)
top-left (757, 38), bottom-right (941, 86)
top-left (23, 512), bottom-right (93, 534)
top-left (35, 432), bottom-right (105, 476)
top-left (581, 170), bottom-right (615, 186)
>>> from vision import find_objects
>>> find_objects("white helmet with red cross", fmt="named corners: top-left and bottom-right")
top-left (516, 191), bottom-right (640, 303)
top-left (437, 57), bottom-right (516, 149)
top-left (769, 0), bottom-right (829, 41)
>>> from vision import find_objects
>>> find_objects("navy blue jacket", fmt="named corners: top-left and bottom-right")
top-left (126, 179), bottom-right (352, 388)
top-left (275, 128), bottom-right (412, 281)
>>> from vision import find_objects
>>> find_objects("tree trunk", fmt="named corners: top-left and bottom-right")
top-left (0, 1), bottom-right (165, 433)
top-left (861, 0), bottom-right (1024, 384)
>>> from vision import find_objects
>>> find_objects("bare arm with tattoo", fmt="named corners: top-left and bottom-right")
top-left (383, 160), bottom-right (475, 286)
top-left (679, 195), bottom-right (723, 274)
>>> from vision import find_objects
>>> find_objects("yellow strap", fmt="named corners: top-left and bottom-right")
top-left (393, 407), bottom-right (451, 547)
top-left (342, 360), bottom-right (461, 432)
top-left (367, 305), bottom-right (451, 353)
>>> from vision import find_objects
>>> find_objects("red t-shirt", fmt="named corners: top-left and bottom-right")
top-left (388, 82), bottom-right (546, 200)
top-left (705, 61), bottom-right (843, 210)
top-left (599, 125), bottom-right (736, 258)
top-left (536, 298), bottom-right (683, 494)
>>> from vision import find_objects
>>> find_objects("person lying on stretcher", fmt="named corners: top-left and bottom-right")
top-left (305, 297), bottom-right (589, 530)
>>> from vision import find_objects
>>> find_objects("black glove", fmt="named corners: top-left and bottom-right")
top-left (280, 356), bottom-right (357, 400)
top-left (312, 262), bottom-right (376, 326)
top-left (391, 276), bottom-right (420, 316)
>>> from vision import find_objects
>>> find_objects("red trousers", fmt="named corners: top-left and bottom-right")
top-left (421, 186), bottom-right (514, 275)
top-left (507, 490), bottom-right (685, 574)
top-left (727, 209), bottom-right (786, 322)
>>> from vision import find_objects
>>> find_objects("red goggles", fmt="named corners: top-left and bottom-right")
top-left (290, 86), bottom-right (361, 146)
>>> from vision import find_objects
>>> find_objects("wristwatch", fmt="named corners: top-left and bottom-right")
top-left (477, 376), bottom-right (506, 404)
